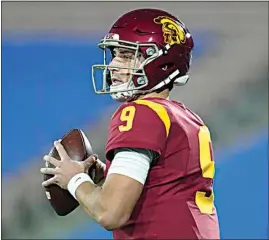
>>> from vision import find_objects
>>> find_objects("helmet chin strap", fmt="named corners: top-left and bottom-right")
top-left (109, 70), bottom-right (189, 102)
top-left (110, 82), bottom-right (136, 102)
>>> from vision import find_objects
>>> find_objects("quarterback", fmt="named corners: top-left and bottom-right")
top-left (41, 8), bottom-right (220, 239)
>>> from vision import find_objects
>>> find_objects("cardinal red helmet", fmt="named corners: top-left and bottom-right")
top-left (92, 8), bottom-right (194, 101)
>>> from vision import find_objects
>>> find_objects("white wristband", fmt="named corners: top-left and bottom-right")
top-left (67, 173), bottom-right (94, 200)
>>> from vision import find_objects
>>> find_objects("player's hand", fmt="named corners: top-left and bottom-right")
top-left (88, 158), bottom-right (106, 185)
top-left (40, 140), bottom-right (97, 189)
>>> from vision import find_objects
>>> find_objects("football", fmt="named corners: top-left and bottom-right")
top-left (43, 129), bottom-right (94, 216)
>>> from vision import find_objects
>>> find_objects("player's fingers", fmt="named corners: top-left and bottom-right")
top-left (54, 141), bottom-right (69, 161)
top-left (84, 154), bottom-right (98, 165)
top-left (84, 155), bottom-right (98, 173)
top-left (40, 167), bottom-right (57, 175)
top-left (96, 159), bottom-right (106, 170)
top-left (42, 176), bottom-right (57, 187)
top-left (44, 155), bottom-right (60, 167)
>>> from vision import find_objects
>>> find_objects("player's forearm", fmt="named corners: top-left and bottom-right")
top-left (75, 181), bottom-right (125, 230)
top-left (75, 182), bottom-right (104, 222)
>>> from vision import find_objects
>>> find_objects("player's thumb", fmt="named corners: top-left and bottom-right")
top-left (83, 154), bottom-right (98, 172)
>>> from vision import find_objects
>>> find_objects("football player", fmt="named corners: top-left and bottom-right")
top-left (41, 8), bottom-right (220, 239)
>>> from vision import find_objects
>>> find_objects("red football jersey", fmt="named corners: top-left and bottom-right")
top-left (105, 97), bottom-right (220, 239)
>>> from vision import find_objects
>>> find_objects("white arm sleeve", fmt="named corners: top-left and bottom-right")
top-left (107, 150), bottom-right (152, 185)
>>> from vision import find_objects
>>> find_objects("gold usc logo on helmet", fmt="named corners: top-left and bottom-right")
top-left (154, 16), bottom-right (186, 46)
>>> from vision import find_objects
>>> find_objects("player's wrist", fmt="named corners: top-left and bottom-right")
top-left (67, 173), bottom-right (94, 200)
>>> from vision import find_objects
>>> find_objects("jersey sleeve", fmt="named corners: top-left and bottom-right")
top-left (105, 99), bottom-right (171, 161)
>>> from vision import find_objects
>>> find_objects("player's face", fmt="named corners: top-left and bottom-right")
top-left (108, 47), bottom-right (144, 86)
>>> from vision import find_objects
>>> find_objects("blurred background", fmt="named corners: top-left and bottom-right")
top-left (1, 2), bottom-right (268, 239)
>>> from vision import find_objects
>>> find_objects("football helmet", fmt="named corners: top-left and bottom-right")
top-left (92, 8), bottom-right (194, 101)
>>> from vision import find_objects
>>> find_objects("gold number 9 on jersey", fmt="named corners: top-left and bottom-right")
top-left (119, 106), bottom-right (136, 132)
top-left (196, 125), bottom-right (215, 215)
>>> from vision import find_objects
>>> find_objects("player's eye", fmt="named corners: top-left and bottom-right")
top-left (123, 54), bottom-right (134, 60)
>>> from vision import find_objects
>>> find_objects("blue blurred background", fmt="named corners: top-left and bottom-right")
top-left (2, 2), bottom-right (268, 239)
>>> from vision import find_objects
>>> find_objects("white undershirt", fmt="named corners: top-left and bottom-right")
top-left (107, 150), bottom-right (153, 185)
